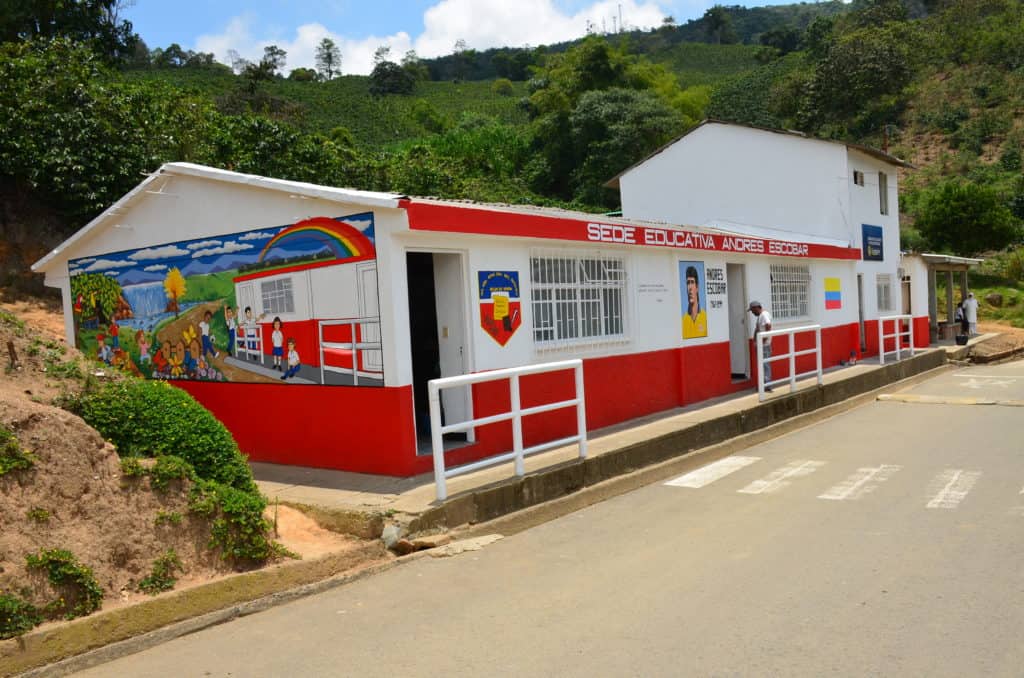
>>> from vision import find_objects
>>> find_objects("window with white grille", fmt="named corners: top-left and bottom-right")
top-left (769, 264), bottom-right (811, 320)
top-left (876, 273), bottom-right (893, 312)
top-left (853, 170), bottom-right (865, 186)
top-left (261, 278), bottom-right (295, 315)
top-left (531, 253), bottom-right (627, 348)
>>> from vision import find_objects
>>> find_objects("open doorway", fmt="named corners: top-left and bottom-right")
top-left (406, 252), bottom-right (472, 454)
top-left (727, 264), bottom-right (749, 380)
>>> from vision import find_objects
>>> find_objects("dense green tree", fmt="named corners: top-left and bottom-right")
top-left (315, 38), bottom-right (341, 79)
top-left (261, 45), bottom-right (287, 76)
top-left (288, 67), bottom-right (318, 82)
top-left (369, 60), bottom-right (415, 95)
top-left (568, 88), bottom-right (685, 206)
top-left (703, 6), bottom-right (738, 45)
top-left (915, 180), bottom-right (1021, 255)
top-left (0, 39), bottom-right (215, 220)
top-left (0, 0), bottom-right (137, 61)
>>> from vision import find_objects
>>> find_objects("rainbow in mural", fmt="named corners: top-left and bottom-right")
top-left (258, 216), bottom-right (375, 263)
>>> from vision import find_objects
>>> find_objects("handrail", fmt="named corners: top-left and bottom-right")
top-left (317, 316), bottom-right (383, 385)
top-left (756, 324), bottom-right (823, 401)
top-left (878, 314), bottom-right (915, 365)
top-left (429, 359), bottom-right (587, 502)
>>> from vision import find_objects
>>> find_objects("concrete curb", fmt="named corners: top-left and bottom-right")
top-left (3, 543), bottom-right (392, 677)
top-left (452, 359), bottom-right (953, 541)
top-left (408, 351), bottom-right (947, 535)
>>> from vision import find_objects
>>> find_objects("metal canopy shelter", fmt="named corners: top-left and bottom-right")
top-left (919, 252), bottom-right (984, 341)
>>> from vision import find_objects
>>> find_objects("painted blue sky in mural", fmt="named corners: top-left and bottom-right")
top-left (69, 215), bottom-right (375, 287)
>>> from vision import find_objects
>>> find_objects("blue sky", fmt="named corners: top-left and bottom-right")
top-left (124, 0), bottom-right (796, 75)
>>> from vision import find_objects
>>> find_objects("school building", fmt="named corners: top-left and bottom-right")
top-left (33, 121), bottom-right (934, 477)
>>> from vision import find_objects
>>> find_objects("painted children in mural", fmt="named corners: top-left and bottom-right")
top-left (199, 310), bottom-right (220, 360)
top-left (749, 301), bottom-right (773, 391)
top-left (682, 264), bottom-right (708, 339)
top-left (224, 306), bottom-right (237, 356)
top-left (170, 339), bottom-right (186, 378)
top-left (270, 317), bottom-right (284, 371)
top-left (152, 336), bottom-right (169, 375)
top-left (185, 338), bottom-right (200, 376)
top-left (108, 319), bottom-right (120, 350)
top-left (280, 337), bottom-right (301, 380)
top-left (136, 330), bottom-right (151, 364)
top-left (96, 333), bottom-right (112, 364)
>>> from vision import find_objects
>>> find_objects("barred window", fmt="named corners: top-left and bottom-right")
top-left (531, 253), bottom-right (627, 348)
top-left (876, 273), bottom-right (893, 312)
top-left (770, 264), bottom-right (811, 320)
top-left (261, 277), bottom-right (295, 315)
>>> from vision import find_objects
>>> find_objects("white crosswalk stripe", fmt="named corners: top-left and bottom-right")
top-left (664, 456), bottom-right (761, 488)
top-left (737, 460), bottom-right (826, 495)
top-left (818, 465), bottom-right (902, 501)
top-left (926, 469), bottom-right (982, 509)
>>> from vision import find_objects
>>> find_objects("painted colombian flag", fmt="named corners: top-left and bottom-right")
top-left (825, 277), bottom-right (842, 310)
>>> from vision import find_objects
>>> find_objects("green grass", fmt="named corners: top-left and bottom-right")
top-left (648, 43), bottom-right (763, 88)
top-left (120, 70), bottom-right (529, 148)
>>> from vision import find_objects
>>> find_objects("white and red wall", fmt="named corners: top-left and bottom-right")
top-left (35, 158), bottom-right (929, 478)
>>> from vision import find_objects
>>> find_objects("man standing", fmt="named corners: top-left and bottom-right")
top-left (963, 292), bottom-right (979, 336)
top-left (749, 301), bottom-right (773, 391)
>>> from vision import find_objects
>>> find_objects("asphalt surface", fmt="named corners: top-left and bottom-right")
top-left (73, 359), bottom-right (1024, 678)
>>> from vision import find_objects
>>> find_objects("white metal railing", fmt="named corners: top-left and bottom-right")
top-left (317, 317), bottom-right (383, 385)
top-left (756, 324), bottom-right (823, 401)
top-left (878, 314), bottom-right (915, 365)
top-left (235, 325), bottom-right (263, 361)
top-left (429, 359), bottom-right (587, 502)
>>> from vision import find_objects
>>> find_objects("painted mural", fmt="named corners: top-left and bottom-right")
top-left (680, 261), bottom-right (708, 339)
top-left (69, 214), bottom-right (383, 387)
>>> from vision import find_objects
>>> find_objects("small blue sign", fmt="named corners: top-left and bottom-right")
top-left (862, 224), bottom-right (884, 261)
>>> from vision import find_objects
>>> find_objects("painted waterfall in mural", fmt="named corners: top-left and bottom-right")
top-left (68, 214), bottom-right (383, 387)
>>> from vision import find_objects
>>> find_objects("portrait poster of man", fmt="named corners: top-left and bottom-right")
top-left (680, 261), bottom-right (708, 339)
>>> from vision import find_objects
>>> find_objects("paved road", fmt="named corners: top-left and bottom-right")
top-left (75, 360), bottom-right (1024, 677)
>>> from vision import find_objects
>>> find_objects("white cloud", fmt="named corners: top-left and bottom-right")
top-left (238, 230), bottom-right (277, 241)
top-left (193, 0), bottom-right (668, 75)
top-left (75, 257), bottom-right (96, 264)
top-left (187, 239), bottom-right (224, 250)
top-left (191, 242), bottom-right (254, 258)
top-left (105, 271), bottom-right (122, 277)
top-left (129, 245), bottom-right (189, 261)
top-left (144, 264), bottom-right (168, 272)
top-left (82, 259), bottom-right (134, 273)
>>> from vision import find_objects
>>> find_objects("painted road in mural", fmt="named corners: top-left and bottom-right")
top-left (69, 214), bottom-right (383, 387)
top-left (75, 361), bottom-right (1024, 676)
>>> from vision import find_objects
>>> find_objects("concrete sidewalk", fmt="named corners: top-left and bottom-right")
top-left (253, 337), bottom-right (996, 533)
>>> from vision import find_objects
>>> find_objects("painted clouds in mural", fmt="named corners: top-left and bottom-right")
top-left (69, 214), bottom-right (383, 387)
top-left (680, 261), bottom-right (708, 339)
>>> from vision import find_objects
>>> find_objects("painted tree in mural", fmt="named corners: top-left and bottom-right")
top-left (163, 267), bottom-right (186, 317)
top-left (70, 273), bottom-right (122, 327)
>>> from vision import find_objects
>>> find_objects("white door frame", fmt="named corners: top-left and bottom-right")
top-left (726, 263), bottom-right (749, 379)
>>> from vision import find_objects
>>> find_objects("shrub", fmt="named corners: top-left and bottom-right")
top-left (120, 456), bottom-right (145, 478)
top-left (492, 78), bottom-right (515, 97)
top-left (149, 455), bottom-right (195, 491)
top-left (25, 549), bottom-right (103, 620)
top-left (26, 507), bottom-right (50, 523)
top-left (0, 593), bottom-right (41, 639)
top-left (154, 510), bottom-right (183, 527)
top-left (72, 379), bottom-right (257, 494)
top-left (0, 424), bottom-right (35, 475)
top-left (138, 550), bottom-right (182, 595)
top-left (188, 479), bottom-right (278, 564)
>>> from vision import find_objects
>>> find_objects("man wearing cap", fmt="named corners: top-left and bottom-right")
top-left (749, 301), bottom-right (773, 391)
top-left (963, 291), bottom-right (979, 336)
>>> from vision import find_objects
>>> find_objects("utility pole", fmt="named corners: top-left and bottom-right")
top-left (619, 3), bottom-right (623, 32)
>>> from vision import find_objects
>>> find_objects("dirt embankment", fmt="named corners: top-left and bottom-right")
top-left (0, 295), bottom-right (386, 633)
